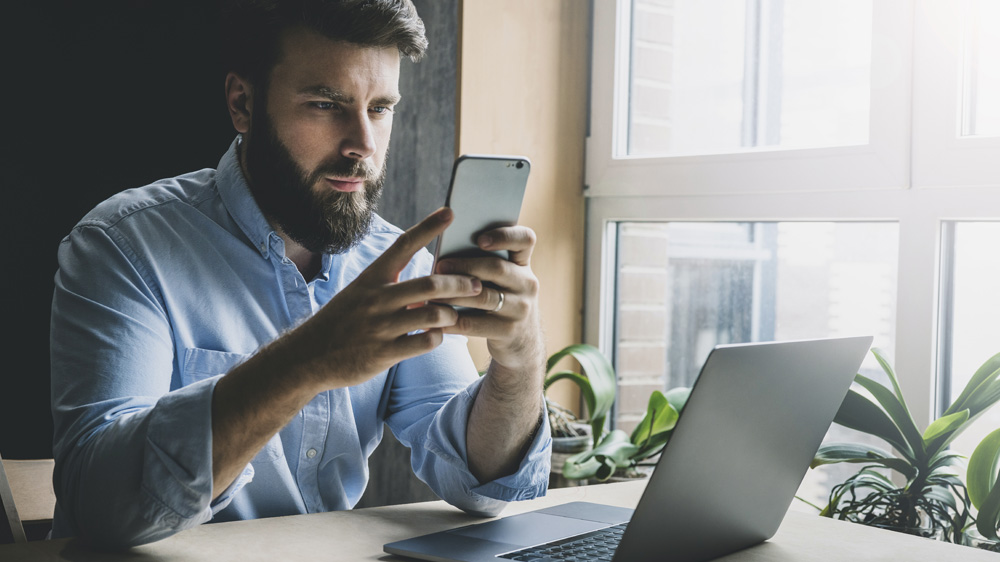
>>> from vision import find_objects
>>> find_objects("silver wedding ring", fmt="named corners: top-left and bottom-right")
top-left (490, 289), bottom-right (505, 313)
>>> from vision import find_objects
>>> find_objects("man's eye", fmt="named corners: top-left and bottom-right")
top-left (311, 102), bottom-right (337, 110)
top-left (371, 106), bottom-right (393, 115)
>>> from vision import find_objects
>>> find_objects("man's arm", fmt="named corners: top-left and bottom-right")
top-left (434, 226), bottom-right (548, 483)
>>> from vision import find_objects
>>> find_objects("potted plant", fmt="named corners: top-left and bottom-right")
top-left (964, 427), bottom-right (1000, 551)
top-left (561, 387), bottom-right (690, 482)
top-left (544, 344), bottom-right (617, 454)
top-left (810, 348), bottom-right (1000, 543)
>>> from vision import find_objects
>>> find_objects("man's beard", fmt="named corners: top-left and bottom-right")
top-left (243, 111), bottom-right (385, 255)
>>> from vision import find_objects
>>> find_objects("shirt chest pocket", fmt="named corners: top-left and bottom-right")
top-left (180, 348), bottom-right (252, 386)
top-left (180, 347), bottom-right (285, 463)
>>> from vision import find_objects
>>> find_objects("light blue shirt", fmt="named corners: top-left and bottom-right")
top-left (49, 140), bottom-right (551, 548)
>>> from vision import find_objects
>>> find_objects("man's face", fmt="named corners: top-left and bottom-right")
top-left (242, 29), bottom-right (401, 254)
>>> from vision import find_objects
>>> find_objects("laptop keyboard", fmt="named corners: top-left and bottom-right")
top-left (498, 522), bottom-right (627, 561)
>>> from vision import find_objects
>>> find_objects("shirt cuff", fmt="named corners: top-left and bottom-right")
top-left (423, 377), bottom-right (552, 511)
top-left (138, 374), bottom-right (238, 530)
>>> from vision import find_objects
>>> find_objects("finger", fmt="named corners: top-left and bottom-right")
top-left (433, 285), bottom-right (509, 314)
top-left (436, 257), bottom-right (534, 294)
top-left (365, 207), bottom-right (453, 282)
top-left (477, 225), bottom-right (537, 266)
top-left (393, 328), bottom-right (445, 358)
top-left (391, 303), bottom-right (460, 334)
top-left (442, 312), bottom-right (516, 340)
top-left (383, 274), bottom-right (483, 308)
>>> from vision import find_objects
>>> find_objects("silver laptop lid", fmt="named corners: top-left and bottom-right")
top-left (614, 336), bottom-right (872, 562)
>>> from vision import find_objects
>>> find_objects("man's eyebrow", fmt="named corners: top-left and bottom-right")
top-left (299, 85), bottom-right (401, 106)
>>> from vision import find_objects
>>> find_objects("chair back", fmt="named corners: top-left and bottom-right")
top-left (0, 452), bottom-right (56, 543)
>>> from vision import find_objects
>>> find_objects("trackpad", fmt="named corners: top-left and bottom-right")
top-left (448, 512), bottom-right (610, 547)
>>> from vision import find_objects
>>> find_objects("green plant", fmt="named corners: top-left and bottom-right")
top-left (811, 348), bottom-right (1000, 543)
top-left (544, 344), bottom-right (617, 448)
top-left (561, 387), bottom-right (690, 482)
top-left (968, 427), bottom-right (1000, 542)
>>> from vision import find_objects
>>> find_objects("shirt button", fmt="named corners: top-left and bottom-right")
top-left (306, 448), bottom-right (318, 459)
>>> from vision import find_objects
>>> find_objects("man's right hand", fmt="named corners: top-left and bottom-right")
top-left (287, 206), bottom-right (483, 391)
top-left (211, 207), bottom-right (480, 497)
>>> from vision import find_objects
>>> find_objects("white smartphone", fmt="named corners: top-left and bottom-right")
top-left (433, 154), bottom-right (531, 265)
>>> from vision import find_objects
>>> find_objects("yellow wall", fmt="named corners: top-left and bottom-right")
top-left (457, 0), bottom-right (590, 409)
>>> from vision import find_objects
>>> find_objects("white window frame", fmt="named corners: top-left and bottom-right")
top-left (583, 0), bottom-right (1000, 430)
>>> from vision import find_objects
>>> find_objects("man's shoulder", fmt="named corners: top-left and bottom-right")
top-left (76, 168), bottom-right (218, 232)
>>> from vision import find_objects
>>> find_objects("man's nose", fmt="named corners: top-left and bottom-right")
top-left (340, 112), bottom-right (377, 161)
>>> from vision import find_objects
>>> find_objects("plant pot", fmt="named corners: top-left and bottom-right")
top-left (963, 529), bottom-right (1000, 552)
top-left (870, 523), bottom-right (944, 541)
top-left (551, 423), bottom-right (592, 454)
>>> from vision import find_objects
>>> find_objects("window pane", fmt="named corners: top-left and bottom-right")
top-left (942, 222), bottom-right (1000, 460)
top-left (960, 0), bottom-right (1000, 137)
top-left (613, 221), bottom-right (898, 506)
top-left (627, 0), bottom-right (872, 156)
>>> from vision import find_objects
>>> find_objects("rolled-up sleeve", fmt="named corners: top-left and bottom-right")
top-left (384, 335), bottom-right (552, 517)
top-left (50, 224), bottom-right (244, 548)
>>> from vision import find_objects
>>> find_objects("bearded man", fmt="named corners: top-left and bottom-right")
top-left (49, 0), bottom-right (550, 548)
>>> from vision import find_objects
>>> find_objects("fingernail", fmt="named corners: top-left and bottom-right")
top-left (470, 278), bottom-right (482, 293)
top-left (437, 207), bottom-right (453, 222)
top-left (478, 234), bottom-right (493, 248)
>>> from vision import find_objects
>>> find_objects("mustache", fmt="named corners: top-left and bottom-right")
top-left (309, 157), bottom-right (380, 183)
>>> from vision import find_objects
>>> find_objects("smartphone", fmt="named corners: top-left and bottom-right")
top-left (433, 154), bottom-right (531, 265)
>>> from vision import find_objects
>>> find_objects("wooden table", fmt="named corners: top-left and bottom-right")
top-left (0, 480), bottom-right (992, 561)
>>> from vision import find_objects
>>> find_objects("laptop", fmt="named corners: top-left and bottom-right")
top-left (384, 336), bottom-right (873, 562)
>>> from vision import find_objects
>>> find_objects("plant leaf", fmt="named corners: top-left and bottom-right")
top-left (968, 427), bottom-right (1000, 510)
top-left (544, 371), bottom-right (596, 416)
top-left (630, 391), bottom-right (680, 449)
top-left (921, 409), bottom-right (970, 458)
top-left (561, 455), bottom-right (601, 480)
top-left (663, 387), bottom-right (691, 413)
top-left (812, 443), bottom-right (916, 479)
top-left (832, 389), bottom-right (914, 461)
top-left (591, 430), bottom-right (640, 465)
top-left (544, 344), bottom-right (618, 447)
top-left (977, 475), bottom-right (1000, 541)
top-left (958, 379), bottom-right (1000, 421)
top-left (854, 373), bottom-right (925, 461)
top-left (945, 352), bottom-right (1000, 416)
top-left (871, 348), bottom-right (912, 417)
top-left (562, 430), bottom-right (639, 481)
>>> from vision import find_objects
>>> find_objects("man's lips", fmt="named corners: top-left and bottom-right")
top-left (324, 177), bottom-right (365, 192)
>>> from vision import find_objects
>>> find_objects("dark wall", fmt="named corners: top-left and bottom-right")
top-left (5, 1), bottom-right (234, 460)
top-left (4, 0), bottom-right (458, 512)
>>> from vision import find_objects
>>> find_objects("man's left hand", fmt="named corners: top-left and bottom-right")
top-left (433, 225), bottom-right (544, 373)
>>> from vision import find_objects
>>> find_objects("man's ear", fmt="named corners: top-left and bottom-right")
top-left (225, 72), bottom-right (254, 134)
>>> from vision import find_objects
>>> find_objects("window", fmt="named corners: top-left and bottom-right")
top-left (585, 0), bottom-right (1000, 504)
top-left (626, 0), bottom-right (873, 156)
top-left (939, 221), bottom-right (1000, 459)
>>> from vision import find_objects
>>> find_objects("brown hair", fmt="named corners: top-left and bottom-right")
top-left (221, 0), bottom-right (427, 88)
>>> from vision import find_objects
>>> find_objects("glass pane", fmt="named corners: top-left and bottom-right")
top-left (942, 222), bottom-right (1000, 460)
top-left (613, 221), bottom-right (898, 506)
top-left (626, 0), bottom-right (872, 156)
top-left (960, 0), bottom-right (1000, 137)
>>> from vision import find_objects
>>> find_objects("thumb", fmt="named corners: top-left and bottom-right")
top-left (363, 207), bottom-right (453, 283)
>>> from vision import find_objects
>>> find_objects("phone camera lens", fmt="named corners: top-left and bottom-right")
top-left (516, 161), bottom-right (524, 169)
